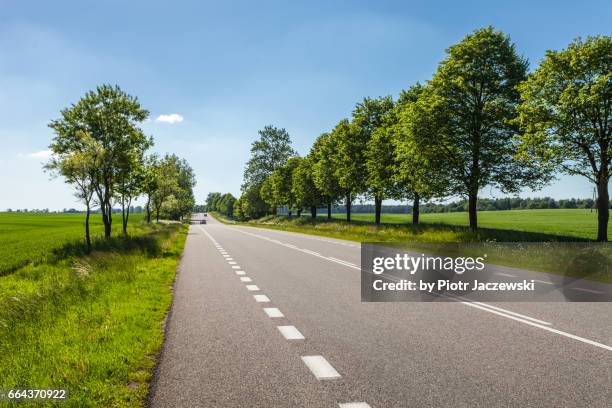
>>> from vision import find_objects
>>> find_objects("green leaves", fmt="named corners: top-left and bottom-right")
top-left (515, 35), bottom-right (612, 182)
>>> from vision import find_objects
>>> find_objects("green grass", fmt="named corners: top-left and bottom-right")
top-left (219, 209), bottom-right (612, 283)
top-left (0, 214), bottom-right (187, 407)
top-left (322, 209), bottom-right (605, 241)
top-left (0, 212), bottom-right (145, 276)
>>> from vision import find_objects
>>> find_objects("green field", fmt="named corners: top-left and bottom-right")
top-left (322, 209), bottom-right (605, 241)
top-left (0, 212), bottom-right (144, 276)
top-left (0, 213), bottom-right (186, 407)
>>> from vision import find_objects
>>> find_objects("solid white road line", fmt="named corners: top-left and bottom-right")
top-left (301, 355), bottom-right (341, 380)
top-left (339, 403), bottom-right (372, 408)
top-left (451, 296), bottom-right (552, 326)
top-left (533, 279), bottom-right (554, 285)
top-left (572, 287), bottom-right (605, 294)
top-left (496, 272), bottom-right (518, 278)
top-left (263, 307), bottom-right (284, 318)
top-left (461, 301), bottom-right (612, 351)
top-left (236, 271), bottom-right (246, 275)
top-left (246, 285), bottom-right (259, 291)
top-left (253, 294), bottom-right (270, 302)
top-left (240, 277), bottom-right (252, 282)
top-left (277, 325), bottom-right (305, 340)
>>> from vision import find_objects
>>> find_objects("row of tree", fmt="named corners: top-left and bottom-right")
top-left (421, 197), bottom-right (601, 213)
top-left (205, 192), bottom-right (237, 217)
top-left (235, 27), bottom-right (611, 240)
top-left (46, 85), bottom-right (196, 248)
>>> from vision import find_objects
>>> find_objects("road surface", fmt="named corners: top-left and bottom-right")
top-left (149, 215), bottom-right (612, 407)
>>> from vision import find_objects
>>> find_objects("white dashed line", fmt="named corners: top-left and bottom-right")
top-left (228, 261), bottom-right (237, 265)
top-left (263, 307), bottom-right (284, 318)
top-left (236, 271), bottom-right (246, 275)
top-left (246, 285), bottom-right (259, 291)
top-left (301, 355), bottom-right (341, 380)
top-left (240, 277), bottom-right (252, 282)
top-left (253, 294), bottom-right (270, 302)
top-left (339, 403), bottom-right (371, 408)
top-left (232, 266), bottom-right (241, 269)
top-left (277, 325), bottom-right (305, 340)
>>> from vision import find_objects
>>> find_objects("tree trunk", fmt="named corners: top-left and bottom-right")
top-left (102, 201), bottom-right (112, 239)
top-left (123, 199), bottom-right (131, 236)
top-left (85, 206), bottom-right (91, 249)
top-left (121, 198), bottom-right (127, 236)
top-left (146, 197), bottom-right (151, 223)
top-left (297, 209), bottom-right (302, 217)
top-left (374, 194), bottom-right (382, 225)
top-left (346, 193), bottom-right (352, 222)
top-left (156, 207), bottom-right (160, 223)
top-left (412, 192), bottom-right (420, 224)
top-left (468, 189), bottom-right (478, 231)
top-left (327, 199), bottom-right (332, 220)
top-left (310, 206), bottom-right (317, 219)
top-left (597, 177), bottom-right (609, 241)
top-left (288, 210), bottom-right (292, 217)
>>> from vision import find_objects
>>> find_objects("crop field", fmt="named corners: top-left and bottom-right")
top-left (0, 212), bottom-right (144, 276)
top-left (322, 209), bottom-right (606, 241)
top-left (0, 213), bottom-right (185, 407)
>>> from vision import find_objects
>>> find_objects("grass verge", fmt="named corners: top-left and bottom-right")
top-left (0, 222), bottom-right (188, 407)
top-left (213, 214), bottom-right (611, 283)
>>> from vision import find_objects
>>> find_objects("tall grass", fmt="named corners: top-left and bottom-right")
top-left (0, 220), bottom-right (187, 407)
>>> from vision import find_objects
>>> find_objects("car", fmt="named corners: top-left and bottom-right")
top-left (203, 213), bottom-right (208, 217)
top-left (200, 219), bottom-right (207, 224)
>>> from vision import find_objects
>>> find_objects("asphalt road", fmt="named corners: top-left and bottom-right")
top-left (149, 215), bottom-right (612, 407)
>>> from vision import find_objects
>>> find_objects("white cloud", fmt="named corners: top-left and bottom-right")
top-left (155, 113), bottom-right (184, 124)
top-left (20, 150), bottom-right (53, 159)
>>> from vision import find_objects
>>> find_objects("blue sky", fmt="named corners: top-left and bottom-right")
top-left (1, 0), bottom-right (610, 210)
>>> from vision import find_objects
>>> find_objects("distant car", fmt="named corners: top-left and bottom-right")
top-left (203, 213), bottom-right (208, 217)
top-left (200, 219), bottom-right (207, 224)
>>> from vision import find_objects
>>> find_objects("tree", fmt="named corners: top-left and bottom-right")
top-left (395, 84), bottom-right (450, 224)
top-left (173, 156), bottom-right (196, 220)
top-left (115, 149), bottom-right (146, 234)
top-left (515, 35), bottom-right (612, 241)
top-left (331, 119), bottom-right (364, 222)
top-left (417, 27), bottom-right (541, 231)
top-left (148, 154), bottom-right (195, 221)
top-left (360, 97), bottom-right (399, 224)
top-left (242, 125), bottom-right (296, 190)
top-left (46, 131), bottom-right (103, 248)
top-left (292, 155), bottom-right (324, 218)
top-left (49, 84), bottom-right (150, 238)
top-left (270, 157), bottom-right (302, 215)
top-left (142, 154), bottom-right (160, 223)
top-left (217, 193), bottom-right (237, 217)
top-left (239, 185), bottom-right (269, 220)
top-left (353, 97), bottom-right (395, 224)
top-left (151, 155), bottom-right (179, 222)
top-left (260, 176), bottom-right (278, 214)
top-left (206, 192), bottom-right (223, 212)
top-left (311, 133), bottom-right (342, 220)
